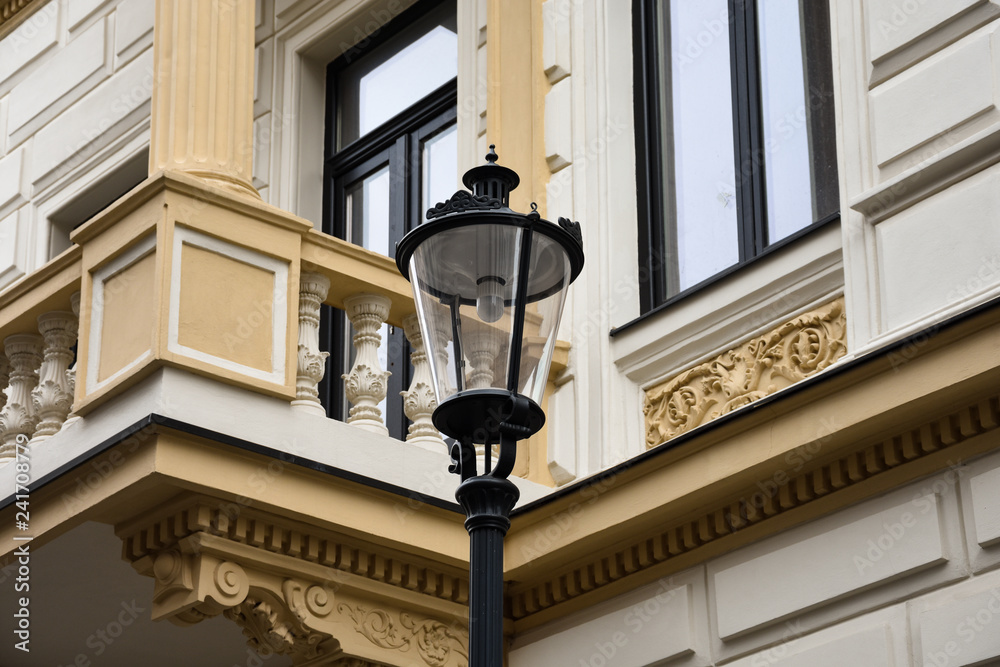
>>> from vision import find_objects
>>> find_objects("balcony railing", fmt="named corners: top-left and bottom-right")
top-left (0, 172), bottom-right (567, 489)
top-left (0, 232), bottom-right (451, 465)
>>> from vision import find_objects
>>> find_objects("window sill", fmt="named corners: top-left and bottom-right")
top-left (610, 219), bottom-right (844, 390)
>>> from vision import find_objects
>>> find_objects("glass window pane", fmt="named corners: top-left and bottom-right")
top-left (338, 3), bottom-right (457, 147)
top-left (345, 165), bottom-right (391, 253)
top-left (422, 123), bottom-right (458, 216)
top-left (759, 0), bottom-right (839, 242)
top-left (661, 0), bottom-right (740, 294)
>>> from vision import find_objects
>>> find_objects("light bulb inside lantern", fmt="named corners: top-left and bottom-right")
top-left (476, 275), bottom-right (505, 323)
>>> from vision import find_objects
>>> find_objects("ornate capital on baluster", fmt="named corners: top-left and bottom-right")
top-left (292, 272), bottom-right (331, 416)
top-left (342, 294), bottom-right (392, 436)
top-left (0, 334), bottom-right (43, 460)
top-left (401, 315), bottom-right (446, 453)
top-left (31, 311), bottom-right (79, 441)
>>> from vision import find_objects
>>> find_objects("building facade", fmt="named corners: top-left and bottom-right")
top-left (1, 0), bottom-right (1000, 665)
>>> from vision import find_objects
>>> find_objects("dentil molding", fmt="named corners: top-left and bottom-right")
top-left (119, 497), bottom-right (469, 666)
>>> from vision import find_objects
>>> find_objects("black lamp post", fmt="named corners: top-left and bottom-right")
top-left (396, 146), bottom-right (584, 666)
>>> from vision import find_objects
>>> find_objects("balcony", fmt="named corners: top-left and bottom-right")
top-left (0, 169), bottom-right (565, 512)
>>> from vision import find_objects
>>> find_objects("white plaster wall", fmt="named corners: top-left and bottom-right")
top-left (837, 0), bottom-right (1000, 354)
top-left (0, 0), bottom-right (154, 291)
top-left (544, 0), bottom-right (846, 485)
top-left (511, 444), bottom-right (1000, 666)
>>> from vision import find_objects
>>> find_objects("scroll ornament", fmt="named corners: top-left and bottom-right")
top-left (644, 298), bottom-right (847, 447)
top-left (338, 603), bottom-right (469, 667)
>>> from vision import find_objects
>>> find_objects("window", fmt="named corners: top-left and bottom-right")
top-left (633, 0), bottom-right (839, 313)
top-left (321, 0), bottom-right (457, 439)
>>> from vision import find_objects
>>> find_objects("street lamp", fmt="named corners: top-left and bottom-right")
top-left (396, 146), bottom-right (584, 666)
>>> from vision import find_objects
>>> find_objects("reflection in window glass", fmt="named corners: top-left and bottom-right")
top-left (758, 0), bottom-right (811, 242)
top-left (360, 28), bottom-right (456, 136)
top-left (422, 124), bottom-right (458, 215)
top-left (345, 166), bottom-right (391, 252)
top-left (661, 0), bottom-right (739, 293)
top-left (338, 2), bottom-right (457, 147)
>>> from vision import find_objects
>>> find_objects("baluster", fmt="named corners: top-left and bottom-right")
top-left (401, 314), bottom-right (445, 452)
top-left (0, 352), bottom-right (8, 414)
top-left (342, 294), bottom-right (391, 436)
top-left (31, 311), bottom-right (78, 441)
top-left (463, 326), bottom-right (502, 470)
top-left (0, 335), bottom-right (43, 461)
top-left (63, 291), bottom-right (82, 429)
top-left (292, 272), bottom-right (331, 416)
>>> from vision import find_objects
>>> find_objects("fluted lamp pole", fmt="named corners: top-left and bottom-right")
top-left (396, 146), bottom-right (584, 666)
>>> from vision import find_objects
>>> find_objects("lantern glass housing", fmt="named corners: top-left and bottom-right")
top-left (396, 149), bottom-right (583, 441)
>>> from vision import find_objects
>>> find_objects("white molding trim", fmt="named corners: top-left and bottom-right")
top-left (167, 226), bottom-right (289, 385)
top-left (612, 224), bottom-right (845, 391)
top-left (86, 233), bottom-right (156, 394)
top-left (269, 0), bottom-right (419, 226)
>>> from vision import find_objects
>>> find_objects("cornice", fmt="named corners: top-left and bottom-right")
top-left (505, 296), bottom-right (1000, 630)
top-left (119, 496), bottom-right (471, 666)
top-left (118, 494), bottom-right (469, 607)
top-left (508, 390), bottom-right (1000, 628)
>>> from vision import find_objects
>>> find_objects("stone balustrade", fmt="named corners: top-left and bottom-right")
top-left (0, 292), bottom-right (81, 462)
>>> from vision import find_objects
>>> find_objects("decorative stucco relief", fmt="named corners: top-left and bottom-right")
top-left (338, 603), bottom-right (468, 667)
top-left (644, 298), bottom-right (847, 448)
top-left (122, 501), bottom-right (469, 667)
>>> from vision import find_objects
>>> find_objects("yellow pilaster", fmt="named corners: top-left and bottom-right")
top-left (149, 0), bottom-right (258, 198)
top-left (487, 0), bottom-right (561, 486)
top-left (487, 0), bottom-right (546, 214)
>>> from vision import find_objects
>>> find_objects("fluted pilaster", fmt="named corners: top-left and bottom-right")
top-left (400, 315), bottom-right (445, 452)
top-left (342, 294), bottom-right (391, 436)
top-left (149, 0), bottom-right (258, 197)
top-left (0, 335), bottom-right (43, 460)
top-left (30, 311), bottom-right (78, 441)
top-left (293, 272), bottom-right (331, 416)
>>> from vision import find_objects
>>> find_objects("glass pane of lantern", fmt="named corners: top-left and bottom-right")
top-left (408, 223), bottom-right (525, 403)
top-left (517, 232), bottom-right (573, 403)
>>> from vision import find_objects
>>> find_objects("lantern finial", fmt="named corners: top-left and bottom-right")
top-left (463, 142), bottom-right (519, 206)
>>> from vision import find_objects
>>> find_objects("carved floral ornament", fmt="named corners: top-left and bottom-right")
top-left (644, 298), bottom-right (847, 447)
top-left (338, 603), bottom-right (468, 667)
top-left (131, 529), bottom-right (469, 667)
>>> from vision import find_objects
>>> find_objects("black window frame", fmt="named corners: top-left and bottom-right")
top-left (320, 0), bottom-right (457, 440)
top-left (631, 0), bottom-right (840, 319)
